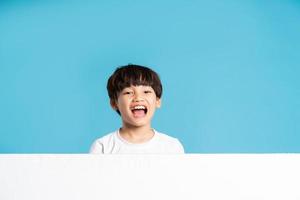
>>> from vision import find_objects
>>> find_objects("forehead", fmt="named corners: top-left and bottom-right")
top-left (122, 85), bottom-right (153, 90)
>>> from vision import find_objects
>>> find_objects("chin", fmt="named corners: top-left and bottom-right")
top-left (126, 120), bottom-right (150, 127)
top-left (131, 121), bottom-right (149, 127)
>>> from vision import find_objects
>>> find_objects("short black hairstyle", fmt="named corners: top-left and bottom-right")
top-left (107, 64), bottom-right (163, 114)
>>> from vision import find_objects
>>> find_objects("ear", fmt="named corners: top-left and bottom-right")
top-left (156, 98), bottom-right (161, 108)
top-left (110, 99), bottom-right (118, 110)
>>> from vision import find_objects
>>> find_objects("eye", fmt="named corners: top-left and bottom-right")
top-left (144, 90), bottom-right (152, 94)
top-left (123, 91), bottom-right (133, 95)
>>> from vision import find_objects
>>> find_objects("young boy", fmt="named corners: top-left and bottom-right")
top-left (89, 64), bottom-right (184, 154)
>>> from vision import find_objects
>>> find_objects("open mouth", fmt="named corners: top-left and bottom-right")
top-left (131, 105), bottom-right (148, 117)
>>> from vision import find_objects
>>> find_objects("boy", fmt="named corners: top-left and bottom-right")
top-left (90, 64), bottom-right (184, 154)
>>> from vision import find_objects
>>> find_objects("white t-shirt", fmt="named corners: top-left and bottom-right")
top-left (89, 129), bottom-right (184, 154)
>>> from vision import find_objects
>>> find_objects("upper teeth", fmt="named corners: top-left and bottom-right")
top-left (133, 105), bottom-right (146, 110)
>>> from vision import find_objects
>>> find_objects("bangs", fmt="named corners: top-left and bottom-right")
top-left (117, 68), bottom-right (155, 89)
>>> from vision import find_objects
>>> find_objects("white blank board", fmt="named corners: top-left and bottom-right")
top-left (0, 154), bottom-right (299, 200)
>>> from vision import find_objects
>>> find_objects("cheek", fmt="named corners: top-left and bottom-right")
top-left (150, 99), bottom-right (160, 108)
top-left (116, 99), bottom-right (129, 111)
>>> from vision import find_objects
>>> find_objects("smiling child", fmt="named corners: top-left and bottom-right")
top-left (89, 64), bottom-right (184, 154)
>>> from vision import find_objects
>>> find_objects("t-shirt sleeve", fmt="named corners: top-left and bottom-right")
top-left (89, 140), bottom-right (104, 154)
top-left (175, 139), bottom-right (185, 154)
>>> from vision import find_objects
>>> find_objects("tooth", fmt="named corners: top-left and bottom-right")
top-left (134, 105), bottom-right (145, 109)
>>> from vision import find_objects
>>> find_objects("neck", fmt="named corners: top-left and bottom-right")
top-left (119, 124), bottom-right (154, 143)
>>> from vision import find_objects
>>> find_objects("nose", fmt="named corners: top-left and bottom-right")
top-left (133, 92), bottom-right (144, 102)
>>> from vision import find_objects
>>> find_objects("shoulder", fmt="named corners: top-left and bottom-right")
top-left (154, 130), bottom-right (180, 143)
top-left (154, 130), bottom-right (185, 154)
top-left (89, 131), bottom-right (117, 154)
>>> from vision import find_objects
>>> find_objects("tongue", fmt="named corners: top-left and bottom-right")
top-left (132, 110), bottom-right (145, 118)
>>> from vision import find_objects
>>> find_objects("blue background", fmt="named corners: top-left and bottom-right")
top-left (0, 0), bottom-right (299, 153)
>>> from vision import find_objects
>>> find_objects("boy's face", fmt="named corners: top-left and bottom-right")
top-left (111, 85), bottom-right (161, 128)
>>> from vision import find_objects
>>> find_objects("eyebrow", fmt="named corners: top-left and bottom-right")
top-left (122, 88), bottom-right (133, 91)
